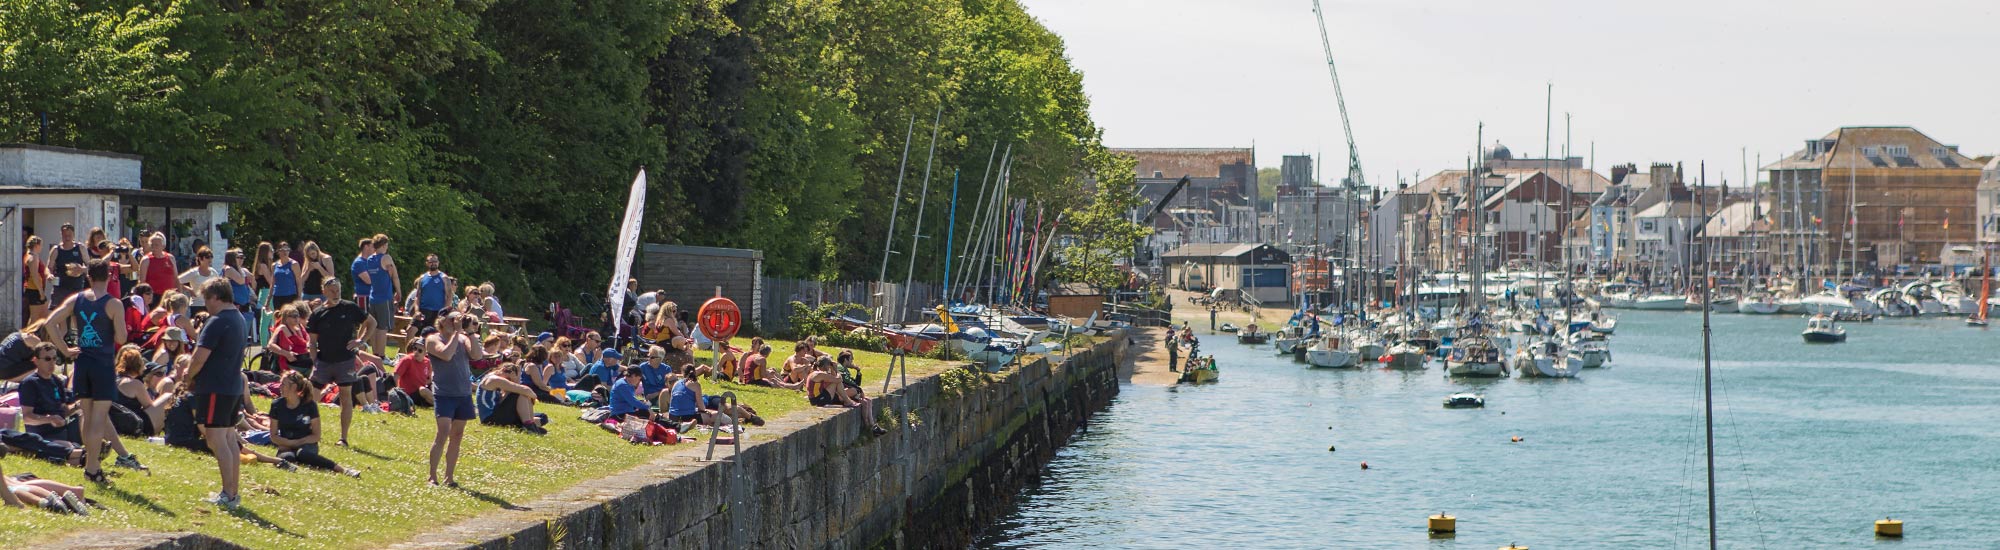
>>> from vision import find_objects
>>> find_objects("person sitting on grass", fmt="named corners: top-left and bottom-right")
top-left (16, 340), bottom-right (78, 444)
top-left (3, 464), bottom-right (92, 515)
top-left (159, 388), bottom-right (296, 473)
top-left (391, 331), bottom-right (435, 408)
top-left (605, 366), bottom-right (653, 422)
top-left (113, 345), bottom-right (173, 436)
top-left (148, 325), bottom-right (189, 369)
top-left (665, 365), bottom-right (764, 429)
top-left (520, 344), bottom-right (568, 404)
top-left (578, 347), bottom-right (623, 393)
top-left (475, 362), bottom-right (547, 434)
top-left (637, 345), bottom-right (672, 404)
top-left (265, 303), bottom-right (312, 373)
top-left (806, 356), bottom-right (885, 435)
top-left (742, 344), bottom-right (777, 387)
top-left (268, 371), bottom-right (361, 477)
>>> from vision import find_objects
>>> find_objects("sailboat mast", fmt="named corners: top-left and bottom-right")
top-left (878, 114), bottom-right (918, 316)
top-left (1698, 162), bottom-right (1719, 550)
top-left (900, 109), bottom-right (945, 322)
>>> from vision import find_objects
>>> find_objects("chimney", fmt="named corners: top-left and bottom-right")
top-left (1650, 163), bottom-right (1676, 189)
top-left (1611, 164), bottom-right (1632, 184)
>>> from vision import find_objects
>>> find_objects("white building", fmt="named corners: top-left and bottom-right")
top-left (0, 144), bottom-right (241, 331)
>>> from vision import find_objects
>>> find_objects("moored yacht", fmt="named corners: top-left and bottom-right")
top-left (1801, 314), bottom-right (1847, 344)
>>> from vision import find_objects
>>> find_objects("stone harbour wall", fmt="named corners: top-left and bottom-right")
top-left (93, 331), bottom-right (1127, 550)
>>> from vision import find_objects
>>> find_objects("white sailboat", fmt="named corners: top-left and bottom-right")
top-left (1445, 332), bottom-right (1506, 377)
top-left (1513, 338), bottom-right (1576, 378)
top-left (1305, 334), bottom-right (1358, 368)
top-left (1567, 332), bottom-right (1611, 368)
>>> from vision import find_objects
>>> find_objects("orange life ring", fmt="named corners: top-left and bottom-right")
top-left (698, 297), bottom-right (742, 340)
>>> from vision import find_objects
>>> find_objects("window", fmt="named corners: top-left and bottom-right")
top-left (1883, 145), bottom-right (1909, 157)
top-left (1529, 212), bottom-right (1538, 225)
top-left (1860, 147), bottom-right (1878, 157)
top-left (1642, 220), bottom-right (1657, 232)
top-left (1931, 146), bottom-right (1949, 158)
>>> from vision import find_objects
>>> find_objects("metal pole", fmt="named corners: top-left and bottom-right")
top-left (942, 169), bottom-right (962, 304)
top-left (900, 107), bottom-right (944, 322)
top-left (878, 115), bottom-right (917, 315)
top-left (1699, 163), bottom-right (1718, 550)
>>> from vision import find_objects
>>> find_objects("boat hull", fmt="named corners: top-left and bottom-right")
top-left (1306, 348), bottom-right (1358, 368)
top-left (1384, 346), bottom-right (1428, 369)
top-left (1801, 331), bottom-right (1846, 344)
top-left (1737, 301), bottom-right (1782, 315)
top-left (1446, 361), bottom-right (1505, 377)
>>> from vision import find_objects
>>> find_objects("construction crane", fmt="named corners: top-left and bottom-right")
top-left (1311, 0), bottom-right (1365, 192)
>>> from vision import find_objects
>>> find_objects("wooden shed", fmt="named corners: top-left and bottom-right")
top-left (1045, 283), bottom-right (1105, 319)
top-left (636, 244), bottom-right (763, 329)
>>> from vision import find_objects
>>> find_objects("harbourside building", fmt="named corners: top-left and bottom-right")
top-left (1394, 144), bottom-right (1612, 273)
top-left (1119, 147), bottom-right (1260, 262)
top-left (1761, 126), bottom-right (1984, 271)
top-left (1160, 242), bottom-right (1293, 304)
top-left (0, 144), bottom-right (243, 331)
top-left (1979, 156), bottom-right (2000, 247)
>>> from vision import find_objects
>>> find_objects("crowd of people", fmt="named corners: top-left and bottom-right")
top-left (0, 225), bottom-right (890, 514)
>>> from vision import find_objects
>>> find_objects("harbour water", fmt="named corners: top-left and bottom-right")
top-left (976, 311), bottom-right (2000, 548)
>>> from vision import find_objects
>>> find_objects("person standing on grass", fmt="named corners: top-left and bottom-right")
top-left (299, 241), bottom-right (333, 303)
top-left (178, 278), bottom-right (248, 508)
top-left (23, 235), bottom-right (48, 324)
top-left (43, 259), bottom-right (146, 482)
top-left (45, 223), bottom-right (86, 307)
top-left (412, 253), bottom-right (453, 331)
top-left (426, 311), bottom-right (484, 487)
top-left (269, 242), bottom-right (301, 310)
top-left (138, 233), bottom-right (177, 303)
top-left (350, 237), bottom-right (375, 308)
top-left (366, 234), bottom-right (400, 359)
top-left (306, 279), bottom-right (373, 446)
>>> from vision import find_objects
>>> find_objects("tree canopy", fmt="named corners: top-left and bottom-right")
top-left (0, 0), bottom-right (1142, 309)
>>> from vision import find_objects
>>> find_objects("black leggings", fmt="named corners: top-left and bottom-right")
top-left (278, 446), bottom-right (342, 472)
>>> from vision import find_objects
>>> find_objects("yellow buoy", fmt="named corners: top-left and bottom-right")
top-left (1427, 514), bottom-right (1456, 533)
top-left (1875, 518), bottom-right (1903, 537)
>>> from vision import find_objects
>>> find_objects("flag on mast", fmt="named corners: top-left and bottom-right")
top-left (607, 168), bottom-right (648, 334)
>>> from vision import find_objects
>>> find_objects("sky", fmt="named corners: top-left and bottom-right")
top-left (1017, 0), bottom-right (2000, 188)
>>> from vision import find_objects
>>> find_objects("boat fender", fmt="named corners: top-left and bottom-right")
top-left (1359, 461), bottom-right (1369, 470)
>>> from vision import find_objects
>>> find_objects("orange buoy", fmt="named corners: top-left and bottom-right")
top-left (697, 296), bottom-right (742, 341)
top-left (1511, 436), bottom-right (1523, 442)
top-left (1360, 461), bottom-right (1370, 470)
top-left (1379, 354), bottom-right (1393, 363)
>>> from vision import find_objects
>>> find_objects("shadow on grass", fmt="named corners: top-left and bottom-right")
top-left (98, 484), bottom-right (177, 518)
top-left (456, 485), bottom-right (527, 511)
top-left (343, 445), bottom-right (394, 461)
top-left (223, 505), bottom-right (305, 539)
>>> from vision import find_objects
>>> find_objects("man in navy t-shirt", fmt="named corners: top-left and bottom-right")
top-left (179, 278), bottom-right (248, 509)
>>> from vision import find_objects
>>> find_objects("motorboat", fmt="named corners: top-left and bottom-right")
top-left (1589, 312), bottom-right (1618, 334)
top-left (1632, 293), bottom-right (1689, 311)
top-left (1236, 323), bottom-right (1269, 345)
top-left (1736, 294), bottom-right (1782, 314)
top-left (1382, 341), bottom-right (1428, 369)
top-left (1801, 314), bottom-right (1847, 344)
top-left (1567, 333), bottom-right (1611, 368)
top-left (1936, 280), bottom-right (1978, 315)
top-left (1445, 334), bottom-right (1506, 377)
top-left (1219, 322), bottom-right (1239, 333)
top-left (1800, 291), bottom-right (1857, 314)
top-left (1776, 296), bottom-right (1808, 314)
top-left (1869, 288), bottom-right (1914, 317)
top-left (1513, 339), bottom-right (1577, 378)
top-left (1305, 335), bottom-right (1358, 368)
top-left (1899, 281), bottom-right (1948, 316)
top-left (1179, 356), bottom-right (1218, 384)
top-left (1442, 392), bottom-right (1485, 408)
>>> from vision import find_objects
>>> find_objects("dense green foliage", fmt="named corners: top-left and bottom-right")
top-left (0, 0), bottom-right (1137, 310)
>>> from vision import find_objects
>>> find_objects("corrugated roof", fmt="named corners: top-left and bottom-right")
top-left (1161, 242), bottom-right (1264, 259)
top-left (1114, 148), bottom-right (1254, 179)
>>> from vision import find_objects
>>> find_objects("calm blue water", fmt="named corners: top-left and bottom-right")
top-left (976, 311), bottom-right (2000, 549)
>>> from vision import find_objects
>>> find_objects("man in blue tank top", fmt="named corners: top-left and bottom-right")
top-left (41, 259), bottom-right (143, 482)
top-left (365, 234), bottom-right (400, 359)
top-left (412, 254), bottom-right (453, 331)
top-left (350, 238), bottom-right (375, 306)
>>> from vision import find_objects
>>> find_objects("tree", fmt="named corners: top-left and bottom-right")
top-left (1050, 150), bottom-right (1148, 291)
top-left (1257, 167), bottom-right (1282, 211)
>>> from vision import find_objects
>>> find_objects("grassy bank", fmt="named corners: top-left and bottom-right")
top-left (1, 341), bottom-right (943, 550)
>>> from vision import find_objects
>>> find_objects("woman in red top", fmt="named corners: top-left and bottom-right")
top-left (138, 232), bottom-right (178, 297)
top-left (394, 333), bottom-right (435, 407)
top-left (265, 303), bottom-right (312, 373)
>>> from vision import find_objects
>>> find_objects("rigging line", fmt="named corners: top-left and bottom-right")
top-left (1708, 365), bottom-right (1773, 550)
